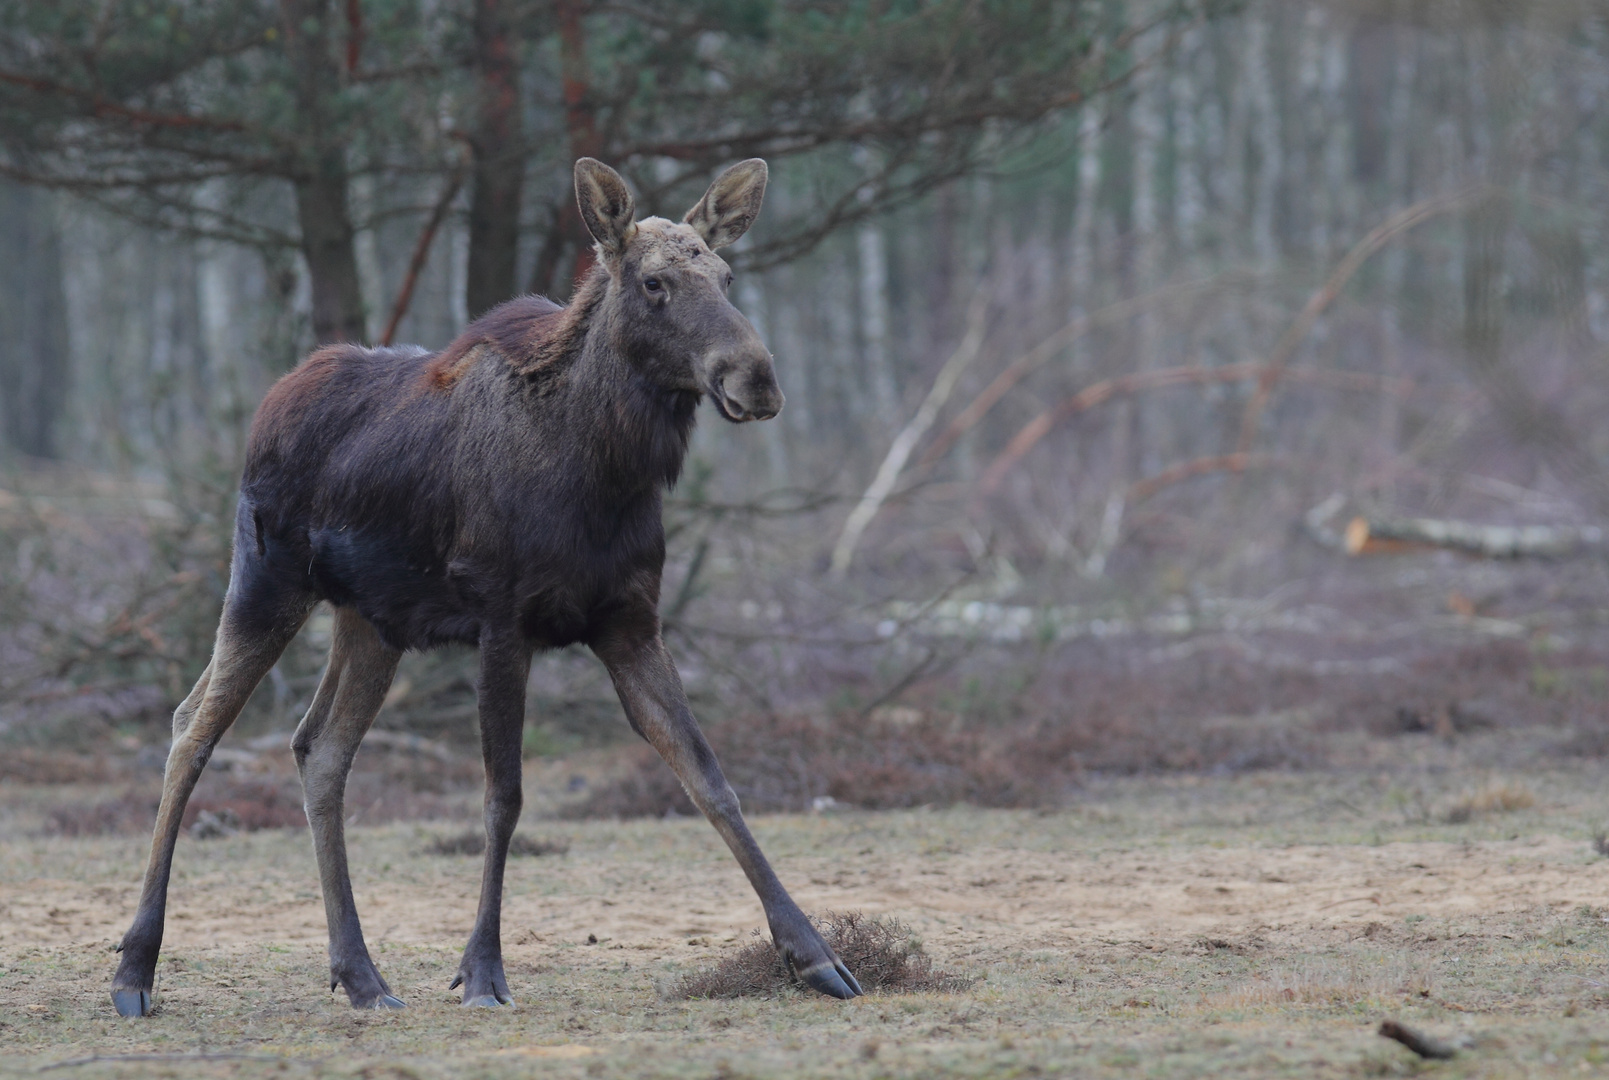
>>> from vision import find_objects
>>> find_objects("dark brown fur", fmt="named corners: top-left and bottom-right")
top-left (109, 158), bottom-right (861, 1018)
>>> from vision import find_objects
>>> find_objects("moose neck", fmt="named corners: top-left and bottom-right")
top-left (560, 271), bottom-right (700, 498)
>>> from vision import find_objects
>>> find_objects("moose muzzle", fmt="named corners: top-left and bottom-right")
top-left (707, 345), bottom-right (783, 423)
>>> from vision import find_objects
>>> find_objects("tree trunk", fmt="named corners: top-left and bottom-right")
top-left (1245, 13), bottom-right (1280, 266)
top-left (858, 221), bottom-right (897, 423)
top-left (465, 0), bottom-right (525, 319)
top-left (1170, 27), bottom-right (1203, 247)
top-left (281, 0), bottom-right (367, 344)
top-left (293, 158), bottom-right (367, 344)
top-left (1130, 57), bottom-right (1161, 473)
top-left (530, 0), bottom-right (601, 299)
top-left (0, 181), bottom-right (70, 459)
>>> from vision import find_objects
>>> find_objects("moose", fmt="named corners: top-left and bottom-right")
top-left (110, 157), bottom-right (863, 1016)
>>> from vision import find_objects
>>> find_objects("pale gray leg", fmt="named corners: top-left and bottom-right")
top-left (112, 596), bottom-right (313, 1017)
top-left (291, 606), bottom-right (404, 1009)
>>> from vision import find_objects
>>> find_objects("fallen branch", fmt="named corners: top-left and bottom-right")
top-left (977, 364), bottom-right (1410, 499)
top-left (920, 272), bottom-right (1249, 468)
top-left (828, 285), bottom-right (991, 578)
top-left (1234, 187), bottom-right (1490, 453)
top-left (1378, 1020), bottom-right (1458, 1060)
top-left (1304, 495), bottom-right (1602, 558)
top-left (1344, 515), bottom-right (1602, 559)
top-left (1126, 452), bottom-right (1281, 504)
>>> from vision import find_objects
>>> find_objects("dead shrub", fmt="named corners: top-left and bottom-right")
top-left (183, 779), bottom-right (306, 832)
top-left (1444, 781), bottom-right (1536, 823)
top-left (44, 788), bottom-right (156, 836)
top-left (424, 830), bottom-right (569, 857)
top-left (0, 748), bottom-right (120, 785)
top-left (565, 711), bottom-right (1067, 819)
top-left (669, 911), bottom-right (970, 999)
top-left (190, 807), bottom-right (242, 839)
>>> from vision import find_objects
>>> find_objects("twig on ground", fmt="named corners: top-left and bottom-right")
top-left (40, 1054), bottom-right (297, 1072)
top-left (1378, 1019), bottom-right (1459, 1060)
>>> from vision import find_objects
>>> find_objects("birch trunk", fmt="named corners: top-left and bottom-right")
top-left (858, 221), bottom-right (898, 423)
top-left (1245, 13), bottom-right (1281, 266)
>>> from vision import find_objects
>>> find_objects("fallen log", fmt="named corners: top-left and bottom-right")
top-left (1343, 515), bottom-right (1602, 559)
top-left (1304, 495), bottom-right (1602, 559)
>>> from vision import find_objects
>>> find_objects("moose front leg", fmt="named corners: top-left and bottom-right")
top-left (451, 630), bottom-right (532, 1007)
top-left (594, 630), bottom-right (862, 999)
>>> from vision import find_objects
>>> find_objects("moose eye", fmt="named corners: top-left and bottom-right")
top-left (643, 277), bottom-right (663, 294)
top-left (724, 272), bottom-right (734, 288)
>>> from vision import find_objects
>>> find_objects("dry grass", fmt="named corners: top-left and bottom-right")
top-left (43, 787), bottom-right (156, 837)
top-left (669, 911), bottom-right (971, 999)
top-left (1199, 957), bottom-right (1434, 1011)
top-left (1445, 780), bottom-right (1537, 824)
top-left (1, 768), bottom-right (1607, 1078)
top-left (423, 830), bottom-right (570, 857)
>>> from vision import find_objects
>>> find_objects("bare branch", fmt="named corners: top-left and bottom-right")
top-left (829, 285), bottom-right (991, 579)
top-left (381, 165), bottom-right (468, 346)
top-left (1234, 187), bottom-right (1492, 452)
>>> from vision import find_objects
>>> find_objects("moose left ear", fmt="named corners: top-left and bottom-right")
top-left (683, 159), bottom-right (768, 249)
top-left (575, 158), bottom-right (638, 258)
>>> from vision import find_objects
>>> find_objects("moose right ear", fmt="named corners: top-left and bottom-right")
top-left (574, 158), bottom-right (638, 258)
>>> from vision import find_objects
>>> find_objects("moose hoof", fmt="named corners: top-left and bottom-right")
top-left (462, 994), bottom-right (515, 1008)
top-left (797, 960), bottom-right (864, 1000)
top-left (111, 989), bottom-right (153, 1017)
top-left (360, 994), bottom-right (406, 1010)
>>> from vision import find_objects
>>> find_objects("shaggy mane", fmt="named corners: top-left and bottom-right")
top-left (423, 267), bottom-right (611, 390)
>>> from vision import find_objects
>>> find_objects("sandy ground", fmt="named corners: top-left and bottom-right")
top-left (3, 818), bottom-right (1607, 962)
top-left (2, 767), bottom-right (1609, 1077)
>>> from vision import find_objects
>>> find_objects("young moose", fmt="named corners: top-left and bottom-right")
top-left (110, 158), bottom-right (863, 1016)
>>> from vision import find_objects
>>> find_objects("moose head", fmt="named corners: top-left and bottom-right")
top-left (573, 157), bottom-right (783, 423)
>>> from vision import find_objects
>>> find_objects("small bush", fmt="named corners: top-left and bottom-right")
top-left (45, 788), bottom-right (156, 836)
top-left (184, 779), bottom-right (306, 832)
top-left (669, 911), bottom-right (970, 999)
top-left (1444, 781), bottom-right (1536, 823)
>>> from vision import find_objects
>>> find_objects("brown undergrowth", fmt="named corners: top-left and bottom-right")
top-left (669, 911), bottom-right (971, 999)
top-left (567, 635), bottom-right (1609, 818)
top-left (424, 830), bottom-right (570, 857)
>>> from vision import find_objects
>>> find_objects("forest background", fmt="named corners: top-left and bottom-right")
top-left (3, 0), bottom-right (1609, 821)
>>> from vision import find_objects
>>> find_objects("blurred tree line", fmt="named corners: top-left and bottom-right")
top-left (0, 0), bottom-right (1151, 353)
top-left (5, 0), bottom-right (1609, 745)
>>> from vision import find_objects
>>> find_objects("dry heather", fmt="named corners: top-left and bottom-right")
top-left (1444, 781), bottom-right (1537, 823)
top-left (1, 768), bottom-right (1608, 1079)
top-left (669, 911), bottom-right (971, 999)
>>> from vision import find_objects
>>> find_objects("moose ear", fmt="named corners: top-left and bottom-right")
top-left (683, 159), bottom-right (768, 249)
top-left (574, 158), bottom-right (638, 258)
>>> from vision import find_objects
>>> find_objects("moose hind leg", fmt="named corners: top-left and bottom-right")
top-left (452, 632), bottom-right (530, 1007)
top-left (292, 607), bottom-right (403, 1009)
top-left (594, 630), bottom-right (862, 999)
top-left (112, 593), bottom-right (312, 1017)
